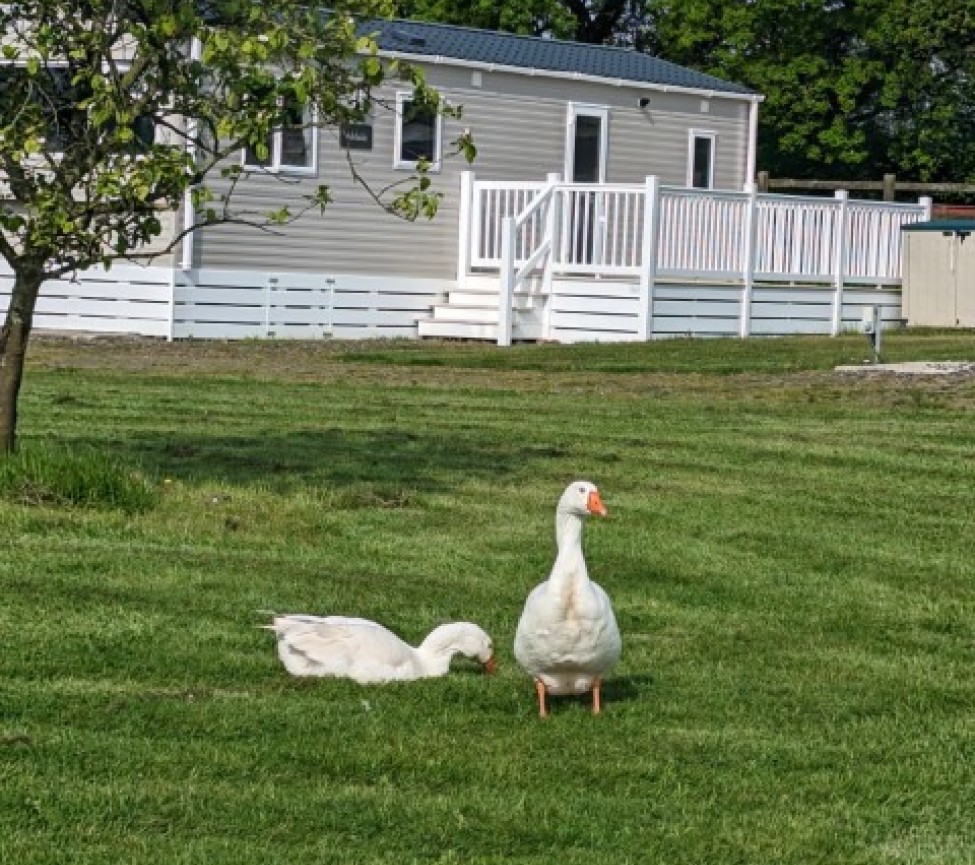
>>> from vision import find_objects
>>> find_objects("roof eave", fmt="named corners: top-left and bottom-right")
top-left (377, 49), bottom-right (763, 103)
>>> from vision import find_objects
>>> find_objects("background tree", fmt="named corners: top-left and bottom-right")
top-left (0, 0), bottom-right (472, 453)
top-left (394, 0), bottom-right (573, 36)
top-left (392, 0), bottom-right (646, 44)
top-left (640, 0), bottom-right (975, 182)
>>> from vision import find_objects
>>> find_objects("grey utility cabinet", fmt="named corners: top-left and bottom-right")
top-left (901, 219), bottom-right (975, 327)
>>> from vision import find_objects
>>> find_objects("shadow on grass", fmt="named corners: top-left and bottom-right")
top-left (605, 673), bottom-right (655, 704)
top-left (95, 427), bottom-right (560, 492)
top-left (513, 674), bottom-right (655, 717)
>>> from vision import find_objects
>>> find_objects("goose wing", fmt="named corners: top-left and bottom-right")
top-left (268, 615), bottom-right (421, 682)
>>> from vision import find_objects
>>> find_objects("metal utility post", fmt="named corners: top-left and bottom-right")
top-left (862, 305), bottom-right (882, 362)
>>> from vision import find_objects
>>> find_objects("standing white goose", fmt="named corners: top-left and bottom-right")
top-left (514, 480), bottom-right (621, 717)
top-left (264, 614), bottom-right (496, 684)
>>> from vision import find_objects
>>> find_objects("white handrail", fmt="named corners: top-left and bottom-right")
top-left (497, 175), bottom-right (559, 345)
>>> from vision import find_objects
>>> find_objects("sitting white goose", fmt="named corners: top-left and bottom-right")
top-left (514, 480), bottom-right (621, 717)
top-left (264, 614), bottom-right (496, 684)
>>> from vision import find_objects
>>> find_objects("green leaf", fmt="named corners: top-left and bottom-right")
top-left (363, 57), bottom-right (382, 80)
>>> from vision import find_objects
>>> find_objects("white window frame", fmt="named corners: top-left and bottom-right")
top-left (687, 129), bottom-right (717, 189)
top-left (393, 90), bottom-right (442, 172)
top-left (241, 98), bottom-right (318, 175)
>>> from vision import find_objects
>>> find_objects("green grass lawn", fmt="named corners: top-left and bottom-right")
top-left (2, 332), bottom-right (974, 864)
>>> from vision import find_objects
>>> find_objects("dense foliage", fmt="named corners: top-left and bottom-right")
top-left (641, 0), bottom-right (975, 182)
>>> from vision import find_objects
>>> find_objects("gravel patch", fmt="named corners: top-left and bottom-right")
top-left (835, 361), bottom-right (975, 376)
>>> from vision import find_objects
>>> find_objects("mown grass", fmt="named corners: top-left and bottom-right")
top-left (2, 332), bottom-right (974, 865)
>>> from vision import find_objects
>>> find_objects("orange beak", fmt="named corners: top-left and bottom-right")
top-left (587, 489), bottom-right (608, 517)
top-left (483, 655), bottom-right (498, 675)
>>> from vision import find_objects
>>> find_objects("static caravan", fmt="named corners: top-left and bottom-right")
top-left (4, 18), bottom-right (927, 342)
top-left (176, 19), bottom-right (764, 341)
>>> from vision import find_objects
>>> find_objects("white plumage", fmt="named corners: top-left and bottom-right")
top-left (514, 480), bottom-right (621, 716)
top-left (264, 614), bottom-right (496, 684)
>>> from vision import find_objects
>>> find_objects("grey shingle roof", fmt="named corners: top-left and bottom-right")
top-left (367, 19), bottom-right (757, 97)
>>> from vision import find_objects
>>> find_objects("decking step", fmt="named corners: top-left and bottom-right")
top-left (443, 289), bottom-right (535, 309)
top-left (417, 316), bottom-right (543, 341)
top-left (417, 318), bottom-right (502, 340)
top-left (431, 303), bottom-right (500, 324)
top-left (417, 279), bottom-right (544, 341)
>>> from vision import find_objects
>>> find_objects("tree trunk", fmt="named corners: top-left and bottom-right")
top-left (0, 270), bottom-right (43, 454)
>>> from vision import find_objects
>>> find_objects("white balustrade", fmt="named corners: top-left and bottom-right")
top-left (466, 175), bottom-right (927, 287)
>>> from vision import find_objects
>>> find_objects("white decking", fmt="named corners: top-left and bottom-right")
top-left (1, 175), bottom-right (930, 344)
top-left (416, 173), bottom-right (931, 343)
top-left (416, 275), bottom-right (905, 344)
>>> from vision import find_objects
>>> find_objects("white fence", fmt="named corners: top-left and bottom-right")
top-left (172, 270), bottom-right (447, 340)
top-left (0, 263), bottom-right (173, 337)
top-left (0, 177), bottom-right (931, 345)
top-left (0, 264), bottom-right (445, 341)
top-left (540, 278), bottom-right (904, 344)
top-left (462, 173), bottom-right (931, 344)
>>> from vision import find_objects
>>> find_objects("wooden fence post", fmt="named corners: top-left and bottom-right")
top-left (638, 175), bottom-right (661, 341)
top-left (756, 171), bottom-right (769, 193)
top-left (739, 182), bottom-right (758, 338)
top-left (883, 174), bottom-right (897, 202)
top-left (830, 190), bottom-right (850, 336)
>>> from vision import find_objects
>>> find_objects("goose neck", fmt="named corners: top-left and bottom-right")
top-left (551, 511), bottom-right (587, 585)
top-left (556, 510), bottom-right (585, 553)
top-left (416, 626), bottom-right (462, 676)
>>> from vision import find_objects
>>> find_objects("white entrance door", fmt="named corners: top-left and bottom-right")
top-left (564, 104), bottom-right (609, 265)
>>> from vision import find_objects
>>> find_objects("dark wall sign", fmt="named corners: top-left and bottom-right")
top-left (340, 123), bottom-right (373, 150)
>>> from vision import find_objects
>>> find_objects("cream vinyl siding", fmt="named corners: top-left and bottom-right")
top-left (194, 62), bottom-right (753, 276)
top-left (193, 88), bottom-right (465, 278)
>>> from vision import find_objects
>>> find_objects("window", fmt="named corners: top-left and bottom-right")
top-left (130, 114), bottom-right (156, 150)
top-left (0, 65), bottom-right (76, 151)
top-left (0, 62), bottom-right (155, 153)
top-left (242, 96), bottom-right (317, 173)
top-left (394, 91), bottom-right (441, 170)
top-left (0, 61), bottom-right (156, 154)
top-left (564, 104), bottom-right (609, 184)
top-left (688, 130), bottom-right (716, 189)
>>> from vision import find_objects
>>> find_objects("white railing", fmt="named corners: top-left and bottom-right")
top-left (469, 175), bottom-right (929, 284)
top-left (461, 172), bottom-right (931, 342)
top-left (470, 180), bottom-right (548, 266)
top-left (657, 186), bottom-right (752, 278)
top-left (555, 184), bottom-right (647, 274)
